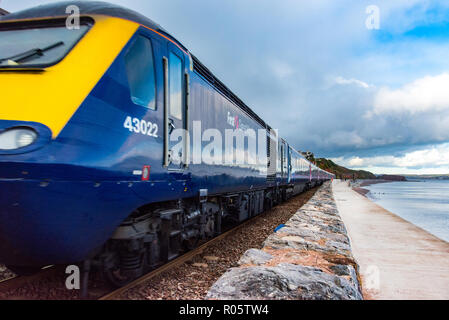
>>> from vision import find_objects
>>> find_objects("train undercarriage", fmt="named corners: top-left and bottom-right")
top-left (5, 181), bottom-right (321, 296)
top-left (90, 183), bottom-right (314, 288)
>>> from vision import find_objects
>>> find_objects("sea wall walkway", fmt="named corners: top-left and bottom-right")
top-left (333, 180), bottom-right (449, 299)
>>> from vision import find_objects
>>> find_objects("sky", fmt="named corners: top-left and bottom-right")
top-left (2, 0), bottom-right (449, 175)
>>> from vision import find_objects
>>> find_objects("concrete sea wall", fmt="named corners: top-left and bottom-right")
top-left (207, 182), bottom-right (363, 300)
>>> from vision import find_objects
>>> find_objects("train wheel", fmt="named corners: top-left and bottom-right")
top-left (103, 252), bottom-right (146, 287)
top-left (203, 215), bottom-right (215, 239)
top-left (183, 237), bottom-right (199, 251)
top-left (267, 196), bottom-right (273, 210)
top-left (104, 267), bottom-right (138, 287)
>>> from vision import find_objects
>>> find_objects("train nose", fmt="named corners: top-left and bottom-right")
top-left (0, 179), bottom-right (58, 266)
top-left (0, 177), bottom-right (134, 267)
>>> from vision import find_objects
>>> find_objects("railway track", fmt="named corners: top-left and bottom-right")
top-left (99, 216), bottom-right (257, 300)
top-left (0, 265), bottom-right (59, 294)
top-left (0, 212), bottom-right (291, 300)
top-left (0, 214), bottom-right (265, 300)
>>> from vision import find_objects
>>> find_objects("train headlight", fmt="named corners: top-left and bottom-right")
top-left (0, 128), bottom-right (38, 150)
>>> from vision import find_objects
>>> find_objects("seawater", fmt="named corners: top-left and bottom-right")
top-left (364, 180), bottom-right (449, 242)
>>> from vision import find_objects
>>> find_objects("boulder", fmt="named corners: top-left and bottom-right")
top-left (207, 263), bottom-right (362, 300)
top-left (238, 249), bottom-right (273, 266)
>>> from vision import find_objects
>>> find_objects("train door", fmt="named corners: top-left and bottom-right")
top-left (282, 141), bottom-right (288, 182)
top-left (163, 43), bottom-right (188, 170)
top-left (287, 146), bottom-right (292, 183)
top-left (267, 131), bottom-right (277, 184)
top-left (279, 140), bottom-right (284, 181)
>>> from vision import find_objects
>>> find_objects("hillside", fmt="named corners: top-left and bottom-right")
top-left (315, 158), bottom-right (376, 179)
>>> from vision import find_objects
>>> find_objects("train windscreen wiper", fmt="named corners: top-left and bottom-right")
top-left (0, 41), bottom-right (64, 65)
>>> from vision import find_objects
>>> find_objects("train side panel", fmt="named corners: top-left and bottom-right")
top-left (187, 72), bottom-right (268, 195)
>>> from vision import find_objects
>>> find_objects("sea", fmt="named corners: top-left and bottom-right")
top-left (363, 180), bottom-right (449, 242)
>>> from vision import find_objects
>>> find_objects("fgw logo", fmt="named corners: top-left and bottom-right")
top-left (227, 111), bottom-right (239, 129)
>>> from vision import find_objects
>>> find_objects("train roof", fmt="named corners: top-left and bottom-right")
top-left (0, 1), bottom-right (191, 59)
top-left (0, 1), bottom-right (167, 36)
top-left (0, 1), bottom-right (153, 25)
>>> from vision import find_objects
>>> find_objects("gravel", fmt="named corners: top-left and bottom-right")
top-left (0, 267), bottom-right (109, 300)
top-left (0, 265), bottom-right (15, 282)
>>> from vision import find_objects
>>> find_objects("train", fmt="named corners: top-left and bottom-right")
top-left (0, 1), bottom-right (334, 286)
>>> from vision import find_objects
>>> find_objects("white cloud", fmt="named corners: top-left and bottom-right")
top-left (335, 76), bottom-right (373, 89)
top-left (372, 73), bottom-right (449, 115)
top-left (332, 142), bottom-right (449, 174)
top-left (348, 156), bottom-right (364, 167)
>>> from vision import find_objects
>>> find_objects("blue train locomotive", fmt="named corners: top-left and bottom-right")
top-left (0, 1), bottom-right (333, 285)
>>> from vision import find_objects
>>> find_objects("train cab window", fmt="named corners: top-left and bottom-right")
top-left (0, 18), bottom-right (92, 69)
top-left (124, 35), bottom-right (156, 109)
top-left (169, 52), bottom-right (183, 120)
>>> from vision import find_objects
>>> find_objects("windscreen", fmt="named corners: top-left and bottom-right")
top-left (0, 19), bottom-right (92, 68)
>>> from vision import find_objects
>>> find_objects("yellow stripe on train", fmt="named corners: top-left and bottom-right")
top-left (0, 15), bottom-right (139, 138)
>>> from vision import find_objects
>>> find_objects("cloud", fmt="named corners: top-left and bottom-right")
top-left (332, 142), bottom-right (449, 173)
top-left (348, 156), bottom-right (365, 167)
top-left (335, 76), bottom-right (373, 89)
top-left (326, 131), bottom-right (365, 147)
top-left (371, 73), bottom-right (449, 115)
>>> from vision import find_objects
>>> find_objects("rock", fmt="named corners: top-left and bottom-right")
top-left (238, 249), bottom-right (273, 266)
top-left (204, 256), bottom-right (220, 262)
top-left (263, 235), bottom-right (311, 251)
top-left (326, 240), bottom-right (351, 254)
top-left (330, 264), bottom-right (352, 276)
top-left (192, 263), bottom-right (208, 268)
top-left (206, 263), bottom-right (362, 300)
top-left (277, 227), bottom-right (321, 241)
